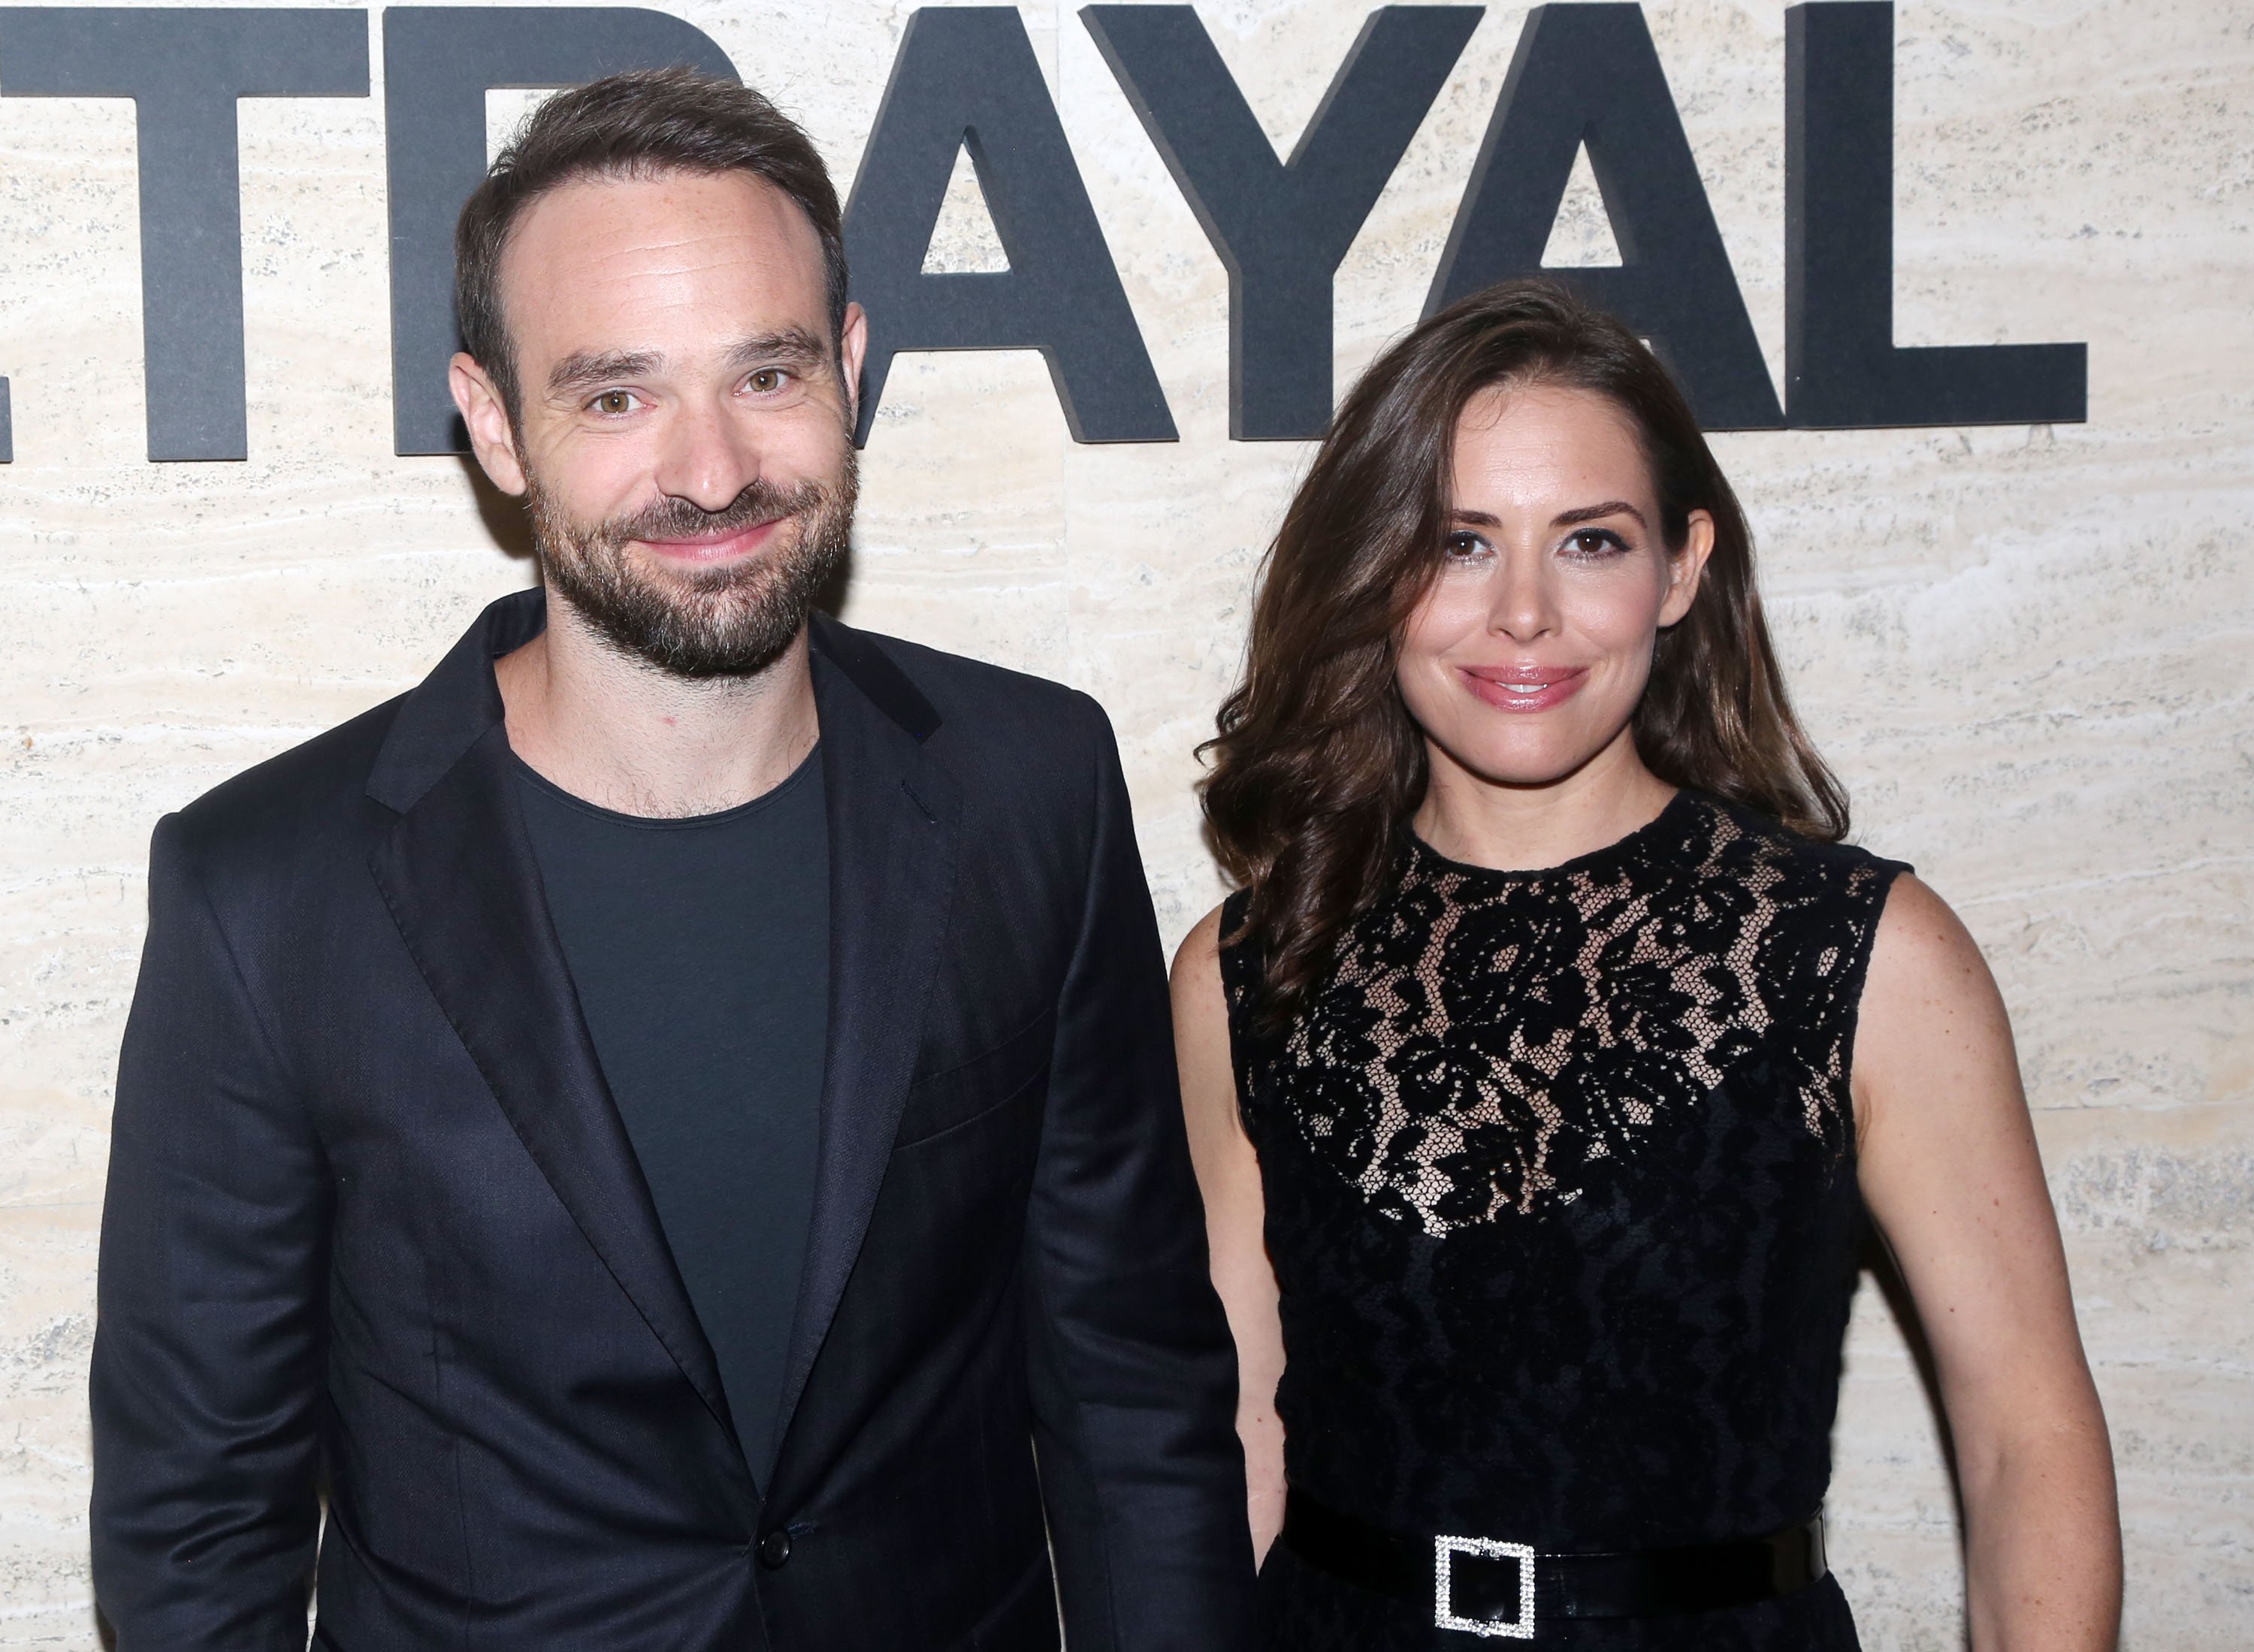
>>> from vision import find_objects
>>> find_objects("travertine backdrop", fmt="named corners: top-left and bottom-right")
top-left (2, 0), bottom-right (2247, 1644)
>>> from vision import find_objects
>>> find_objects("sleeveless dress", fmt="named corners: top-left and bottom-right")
top-left (1218, 791), bottom-right (1908, 1650)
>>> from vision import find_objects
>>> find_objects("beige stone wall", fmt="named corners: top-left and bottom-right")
top-left (2, 0), bottom-right (2247, 1643)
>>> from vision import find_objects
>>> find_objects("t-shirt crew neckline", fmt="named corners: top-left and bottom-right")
top-left (506, 741), bottom-right (822, 832)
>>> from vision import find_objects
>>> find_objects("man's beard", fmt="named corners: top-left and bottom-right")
top-left (524, 449), bottom-right (857, 679)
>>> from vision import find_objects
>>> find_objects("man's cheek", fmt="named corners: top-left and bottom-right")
top-left (554, 448), bottom-right (653, 530)
top-left (773, 407), bottom-right (851, 473)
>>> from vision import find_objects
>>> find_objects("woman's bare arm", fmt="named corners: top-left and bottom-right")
top-left (1171, 905), bottom-right (1288, 1563)
top-left (1854, 874), bottom-right (2121, 1650)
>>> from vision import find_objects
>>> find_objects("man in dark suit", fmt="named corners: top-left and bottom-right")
top-left (90, 69), bottom-right (1253, 1650)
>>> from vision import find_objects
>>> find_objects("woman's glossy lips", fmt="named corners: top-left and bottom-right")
top-left (633, 515), bottom-right (786, 564)
top-left (1458, 663), bottom-right (1590, 713)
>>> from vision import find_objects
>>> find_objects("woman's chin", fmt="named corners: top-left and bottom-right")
top-left (1432, 723), bottom-right (1627, 794)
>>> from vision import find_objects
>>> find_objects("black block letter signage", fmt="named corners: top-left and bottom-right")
top-left (846, 5), bottom-right (1172, 445)
top-left (0, 2), bottom-right (2096, 462)
top-left (382, 8), bottom-right (738, 455)
top-left (1084, 5), bottom-right (1479, 440)
top-left (0, 8), bottom-right (369, 461)
top-left (1428, 3), bottom-right (1781, 430)
top-left (1785, 2), bottom-right (2084, 427)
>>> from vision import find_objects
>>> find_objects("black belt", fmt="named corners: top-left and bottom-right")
top-left (1283, 1488), bottom-right (1826, 1637)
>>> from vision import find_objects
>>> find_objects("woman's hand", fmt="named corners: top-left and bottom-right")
top-left (1172, 905), bottom-right (1289, 1564)
top-left (1855, 874), bottom-right (2122, 1650)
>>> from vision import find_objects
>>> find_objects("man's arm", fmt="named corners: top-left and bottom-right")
top-left (1021, 699), bottom-right (1257, 1652)
top-left (92, 814), bottom-right (331, 1650)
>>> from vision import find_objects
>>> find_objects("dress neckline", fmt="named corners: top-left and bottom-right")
top-left (1404, 787), bottom-right (1706, 884)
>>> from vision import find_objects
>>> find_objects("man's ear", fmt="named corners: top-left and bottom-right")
top-left (1660, 509), bottom-right (1717, 628)
top-left (838, 302), bottom-right (869, 431)
top-left (450, 353), bottom-right (527, 497)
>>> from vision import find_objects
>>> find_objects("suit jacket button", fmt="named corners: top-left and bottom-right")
top-left (757, 1529), bottom-right (792, 1570)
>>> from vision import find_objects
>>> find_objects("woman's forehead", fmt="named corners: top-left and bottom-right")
top-left (1449, 385), bottom-right (1652, 511)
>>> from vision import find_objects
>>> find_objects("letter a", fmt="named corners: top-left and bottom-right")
top-left (847, 7), bottom-right (1173, 444)
top-left (1428, 4), bottom-right (1782, 429)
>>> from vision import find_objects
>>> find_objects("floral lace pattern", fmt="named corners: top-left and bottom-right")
top-left (1259, 799), bottom-right (1889, 1235)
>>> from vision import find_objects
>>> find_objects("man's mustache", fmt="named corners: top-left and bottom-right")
top-left (598, 477), bottom-right (829, 548)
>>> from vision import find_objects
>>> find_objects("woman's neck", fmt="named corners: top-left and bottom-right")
top-left (1412, 731), bottom-right (1678, 873)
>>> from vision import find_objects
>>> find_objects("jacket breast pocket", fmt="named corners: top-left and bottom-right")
top-left (893, 1009), bottom-right (1055, 1150)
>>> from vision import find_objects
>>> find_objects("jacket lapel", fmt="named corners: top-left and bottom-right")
top-left (772, 618), bottom-right (961, 1450)
top-left (365, 593), bottom-right (747, 1487)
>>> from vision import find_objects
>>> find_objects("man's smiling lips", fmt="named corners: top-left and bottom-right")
top-left (633, 515), bottom-right (788, 565)
top-left (1459, 663), bottom-right (1589, 713)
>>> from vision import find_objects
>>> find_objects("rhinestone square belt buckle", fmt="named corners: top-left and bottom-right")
top-left (1434, 1534), bottom-right (1536, 1638)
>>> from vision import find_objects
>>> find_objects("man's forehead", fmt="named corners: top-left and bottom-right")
top-left (499, 168), bottom-right (825, 325)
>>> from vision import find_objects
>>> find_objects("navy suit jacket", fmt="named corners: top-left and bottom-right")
top-left (91, 590), bottom-right (1255, 1650)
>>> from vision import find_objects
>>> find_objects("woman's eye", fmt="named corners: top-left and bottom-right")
top-left (748, 368), bottom-right (790, 394)
top-left (591, 389), bottom-right (638, 415)
top-left (1563, 527), bottom-right (1627, 557)
top-left (1443, 531), bottom-right (1492, 562)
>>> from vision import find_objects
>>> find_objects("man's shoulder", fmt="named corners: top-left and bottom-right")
top-left (165, 693), bottom-right (406, 869)
top-left (832, 623), bottom-right (1113, 758)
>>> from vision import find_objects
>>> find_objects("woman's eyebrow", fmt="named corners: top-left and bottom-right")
top-left (1449, 502), bottom-right (1649, 531)
top-left (1552, 500), bottom-right (1647, 529)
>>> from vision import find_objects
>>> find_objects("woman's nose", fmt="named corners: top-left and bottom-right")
top-left (1488, 548), bottom-right (1560, 643)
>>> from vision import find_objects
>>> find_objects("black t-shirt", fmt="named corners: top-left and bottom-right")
top-left (512, 745), bottom-right (827, 1477)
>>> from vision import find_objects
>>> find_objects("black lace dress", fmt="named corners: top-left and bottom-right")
top-left (1219, 792), bottom-right (1908, 1649)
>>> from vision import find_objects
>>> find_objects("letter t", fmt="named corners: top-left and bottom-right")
top-left (0, 8), bottom-right (369, 461)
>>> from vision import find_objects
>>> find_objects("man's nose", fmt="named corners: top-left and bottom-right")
top-left (652, 398), bottom-right (761, 513)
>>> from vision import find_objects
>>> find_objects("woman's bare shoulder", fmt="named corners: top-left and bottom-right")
top-left (1171, 900), bottom-right (1231, 989)
top-left (1863, 872), bottom-right (2006, 1024)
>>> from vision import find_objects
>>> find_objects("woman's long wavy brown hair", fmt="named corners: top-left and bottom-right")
top-left (1201, 279), bottom-right (1848, 1025)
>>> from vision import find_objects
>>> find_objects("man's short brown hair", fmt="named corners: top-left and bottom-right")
top-left (455, 68), bottom-right (848, 419)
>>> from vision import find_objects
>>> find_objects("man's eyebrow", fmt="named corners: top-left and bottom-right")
top-left (724, 327), bottom-right (829, 370)
top-left (546, 349), bottom-right (661, 399)
top-left (1552, 499), bottom-right (1647, 529)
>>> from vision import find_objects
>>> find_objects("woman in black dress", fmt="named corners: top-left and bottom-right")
top-left (1171, 282), bottom-right (2120, 1648)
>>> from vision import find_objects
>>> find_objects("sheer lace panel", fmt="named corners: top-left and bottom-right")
top-left (1263, 802), bottom-right (1890, 1235)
